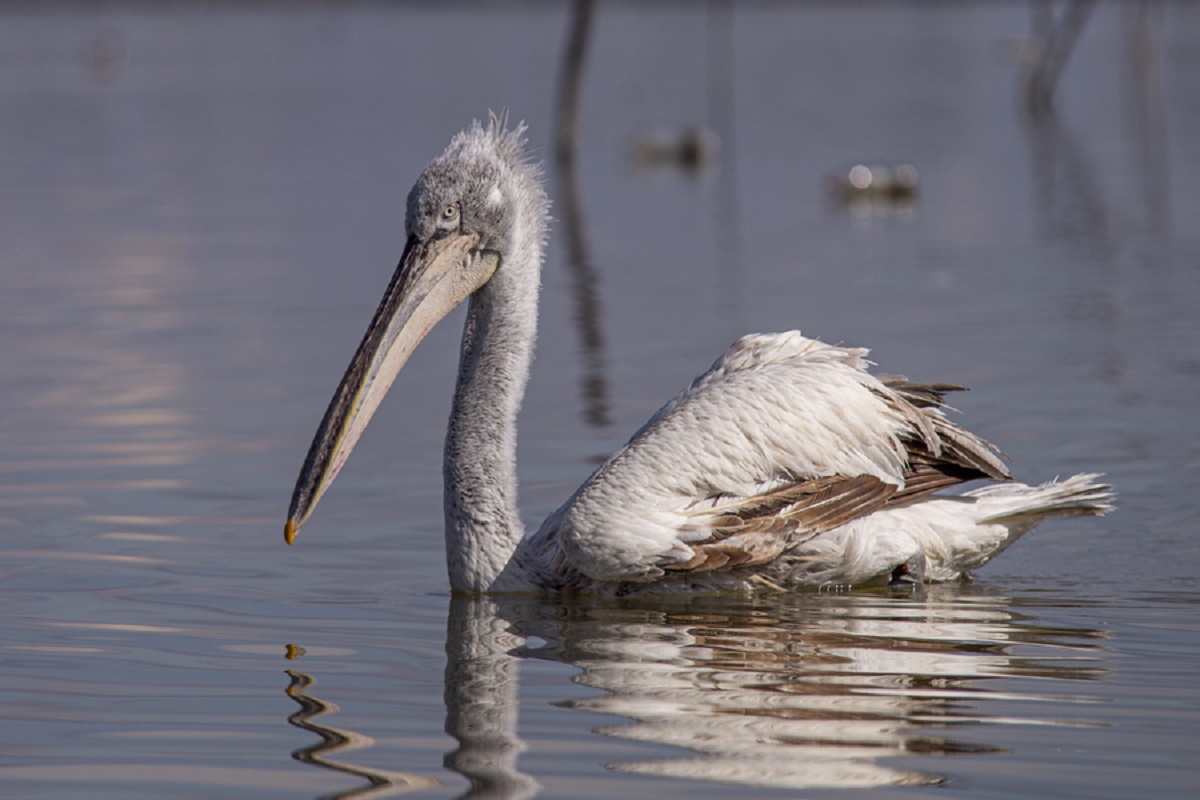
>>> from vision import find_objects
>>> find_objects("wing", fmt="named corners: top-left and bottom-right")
top-left (541, 332), bottom-right (1010, 583)
top-left (664, 474), bottom-right (899, 573)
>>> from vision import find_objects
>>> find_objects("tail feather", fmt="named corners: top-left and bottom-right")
top-left (970, 473), bottom-right (1115, 525)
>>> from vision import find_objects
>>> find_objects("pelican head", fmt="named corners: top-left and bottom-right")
top-left (285, 117), bottom-right (545, 543)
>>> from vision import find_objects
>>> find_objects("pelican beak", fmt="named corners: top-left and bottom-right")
top-left (285, 231), bottom-right (499, 544)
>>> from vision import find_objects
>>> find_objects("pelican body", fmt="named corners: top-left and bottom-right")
top-left (285, 117), bottom-right (1113, 594)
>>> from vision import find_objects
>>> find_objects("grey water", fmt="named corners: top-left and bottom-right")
top-left (1, 2), bottom-right (1198, 798)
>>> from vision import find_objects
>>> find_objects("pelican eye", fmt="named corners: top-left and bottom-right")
top-left (438, 203), bottom-right (460, 228)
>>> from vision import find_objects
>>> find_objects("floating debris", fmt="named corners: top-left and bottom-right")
top-left (829, 163), bottom-right (919, 199)
top-left (827, 162), bottom-right (919, 215)
top-left (630, 126), bottom-right (720, 172)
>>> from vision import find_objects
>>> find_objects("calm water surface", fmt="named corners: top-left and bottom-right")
top-left (2, 3), bottom-right (1198, 798)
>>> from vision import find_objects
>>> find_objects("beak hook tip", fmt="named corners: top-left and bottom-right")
top-left (284, 519), bottom-right (298, 546)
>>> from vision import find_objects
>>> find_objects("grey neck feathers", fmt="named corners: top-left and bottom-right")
top-left (443, 246), bottom-right (541, 592)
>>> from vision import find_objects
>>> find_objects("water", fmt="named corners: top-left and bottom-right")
top-left (1, 2), bottom-right (1198, 798)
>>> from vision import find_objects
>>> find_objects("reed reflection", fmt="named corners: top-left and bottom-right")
top-left (1019, 4), bottom-right (1173, 393)
top-left (285, 587), bottom-right (1110, 797)
top-left (553, 0), bottom-right (611, 429)
top-left (1022, 1), bottom-right (1097, 115)
top-left (1020, 0), bottom-right (1171, 245)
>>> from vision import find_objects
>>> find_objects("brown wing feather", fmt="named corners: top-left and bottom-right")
top-left (663, 375), bottom-right (1012, 576)
top-left (880, 375), bottom-right (1012, 484)
top-left (665, 475), bottom-right (898, 573)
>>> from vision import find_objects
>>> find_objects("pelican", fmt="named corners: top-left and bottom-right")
top-left (285, 116), bottom-right (1113, 594)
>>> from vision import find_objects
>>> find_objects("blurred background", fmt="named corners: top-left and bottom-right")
top-left (0, 2), bottom-right (1197, 799)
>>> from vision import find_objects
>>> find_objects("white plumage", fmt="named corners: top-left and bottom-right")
top-left (286, 117), bottom-right (1114, 594)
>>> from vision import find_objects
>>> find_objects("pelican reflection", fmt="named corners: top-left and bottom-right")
top-left (285, 586), bottom-right (1109, 796)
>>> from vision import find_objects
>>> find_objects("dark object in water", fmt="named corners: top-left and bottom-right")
top-left (828, 163), bottom-right (920, 203)
top-left (630, 126), bottom-right (720, 171)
